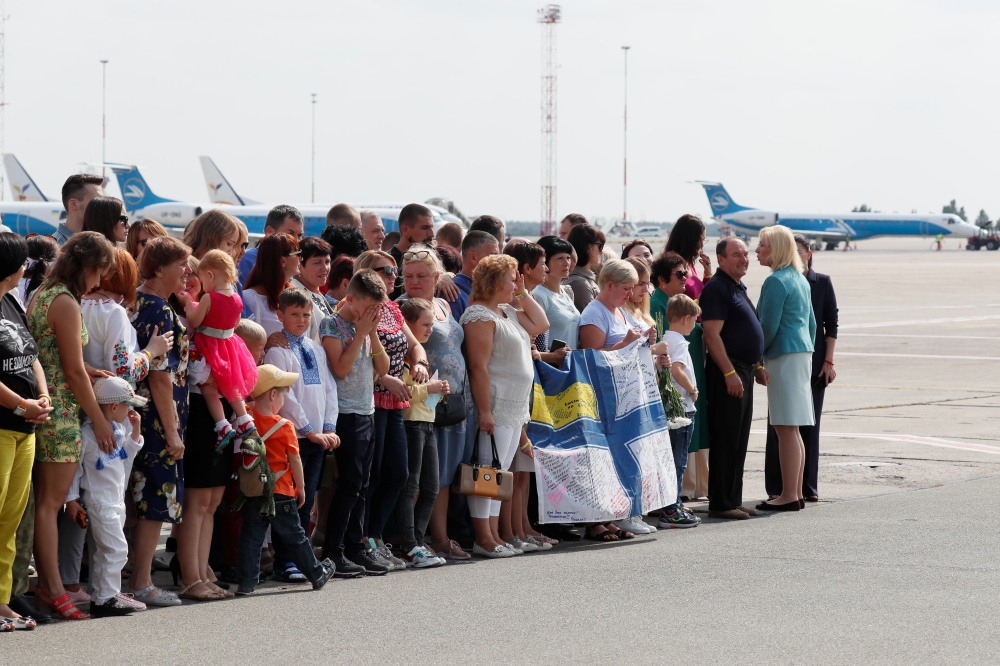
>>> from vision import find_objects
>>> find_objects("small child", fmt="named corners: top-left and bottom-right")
top-left (236, 318), bottom-right (267, 365)
top-left (396, 298), bottom-right (448, 568)
top-left (263, 287), bottom-right (340, 582)
top-left (235, 364), bottom-right (335, 595)
top-left (657, 294), bottom-right (702, 529)
top-left (180, 250), bottom-right (259, 450)
top-left (319, 269), bottom-right (390, 577)
top-left (64, 377), bottom-right (147, 617)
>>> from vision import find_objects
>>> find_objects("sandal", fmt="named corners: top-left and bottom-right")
top-left (605, 524), bottom-right (634, 540)
top-left (178, 580), bottom-right (226, 601)
top-left (2, 616), bottom-right (37, 631)
top-left (0, 618), bottom-right (13, 632)
top-left (204, 581), bottom-right (235, 598)
top-left (586, 525), bottom-right (618, 542)
top-left (35, 584), bottom-right (90, 620)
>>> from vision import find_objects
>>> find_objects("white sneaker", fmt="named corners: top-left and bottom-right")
top-left (509, 536), bottom-right (538, 552)
top-left (635, 516), bottom-right (656, 532)
top-left (613, 518), bottom-right (650, 535)
top-left (404, 546), bottom-right (444, 568)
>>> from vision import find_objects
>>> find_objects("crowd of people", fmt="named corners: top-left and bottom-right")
top-left (0, 172), bottom-right (838, 629)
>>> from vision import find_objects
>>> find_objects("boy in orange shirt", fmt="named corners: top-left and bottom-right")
top-left (235, 365), bottom-right (334, 595)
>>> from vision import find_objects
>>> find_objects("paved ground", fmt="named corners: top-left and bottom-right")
top-left (6, 237), bottom-right (1000, 664)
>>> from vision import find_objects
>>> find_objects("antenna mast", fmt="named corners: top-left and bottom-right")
top-left (537, 5), bottom-right (560, 237)
top-left (311, 93), bottom-right (317, 204)
top-left (621, 46), bottom-right (629, 225)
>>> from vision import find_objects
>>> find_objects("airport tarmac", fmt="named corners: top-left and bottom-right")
top-left (6, 235), bottom-right (1000, 664)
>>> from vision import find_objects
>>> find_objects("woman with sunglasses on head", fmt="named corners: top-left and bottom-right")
top-left (621, 238), bottom-right (654, 264)
top-left (82, 196), bottom-right (130, 245)
top-left (125, 218), bottom-right (168, 265)
top-left (348, 249), bottom-right (429, 569)
top-left (565, 224), bottom-right (606, 313)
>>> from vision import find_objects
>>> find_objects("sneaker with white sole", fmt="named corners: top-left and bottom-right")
top-left (613, 518), bottom-right (651, 535)
top-left (404, 546), bottom-right (445, 568)
top-left (366, 541), bottom-right (397, 571)
top-left (658, 508), bottom-right (701, 529)
top-left (273, 562), bottom-right (308, 583)
top-left (373, 539), bottom-right (408, 570)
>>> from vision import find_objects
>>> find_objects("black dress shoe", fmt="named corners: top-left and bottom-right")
top-left (90, 597), bottom-right (136, 617)
top-left (540, 523), bottom-right (582, 542)
top-left (8, 596), bottom-right (51, 623)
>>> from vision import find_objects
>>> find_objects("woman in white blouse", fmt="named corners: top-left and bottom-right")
top-left (460, 254), bottom-right (548, 559)
top-left (82, 249), bottom-right (173, 384)
top-left (243, 234), bottom-right (301, 337)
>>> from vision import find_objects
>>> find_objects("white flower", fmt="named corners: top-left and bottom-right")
top-left (667, 417), bottom-right (692, 430)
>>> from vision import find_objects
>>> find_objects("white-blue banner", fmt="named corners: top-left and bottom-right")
top-left (527, 341), bottom-right (677, 524)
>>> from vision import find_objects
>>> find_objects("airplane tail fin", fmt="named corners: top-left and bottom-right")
top-left (199, 156), bottom-right (249, 205)
top-left (107, 164), bottom-right (174, 211)
top-left (698, 181), bottom-right (752, 217)
top-left (3, 154), bottom-right (49, 201)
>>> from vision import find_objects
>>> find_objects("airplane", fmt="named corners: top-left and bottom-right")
top-left (698, 182), bottom-right (981, 249)
top-left (109, 163), bottom-right (435, 237)
top-left (199, 155), bottom-right (465, 229)
top-left (0, 154), bottom-right (67, 234)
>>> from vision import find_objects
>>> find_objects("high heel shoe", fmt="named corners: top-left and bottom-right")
top-left (169, 553), bottom-right (181, 586)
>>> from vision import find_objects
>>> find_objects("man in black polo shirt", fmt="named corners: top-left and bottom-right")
top-left (700, 237), bottom-right (767, 520)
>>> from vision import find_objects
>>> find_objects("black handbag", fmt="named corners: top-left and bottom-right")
top-left (434, 393), bottom-right (466, 428)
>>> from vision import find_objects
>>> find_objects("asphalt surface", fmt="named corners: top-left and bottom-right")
top-left (6, 237), bottom-right (1000, 664)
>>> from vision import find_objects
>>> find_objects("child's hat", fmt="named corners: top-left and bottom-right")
top-left (93, 377), bottom-right (148, 407)
top-left (251, 364), bottom-right (299, 399)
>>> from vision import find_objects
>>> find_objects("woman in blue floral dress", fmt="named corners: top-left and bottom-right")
top-left (125, 237), bottom-right (191, 607)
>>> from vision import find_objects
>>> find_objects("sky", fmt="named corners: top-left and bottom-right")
top-left (5, 0), bottom-right (1000, 223)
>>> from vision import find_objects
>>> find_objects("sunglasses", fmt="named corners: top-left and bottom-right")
top-left (403, 250), bottom-right (432, 262)
top-left (241, 242), bottom-right (250, 250)
top-left (119, 215), bottom-right (130, 227)
top-left (597, 242), bottom-right (605, 251)
top-left (373, 265), bottom-right (398, 277)
top-left (673, 270), bottom-right (689, 280)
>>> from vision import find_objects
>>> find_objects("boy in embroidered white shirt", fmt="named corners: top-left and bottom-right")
top-left (262, 288), bottom-right (340, 581)
top-left (64, 377), bottom-right (147, 617)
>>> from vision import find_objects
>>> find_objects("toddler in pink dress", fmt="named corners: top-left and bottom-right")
top-left (180, 250), bottom-right (259, 450)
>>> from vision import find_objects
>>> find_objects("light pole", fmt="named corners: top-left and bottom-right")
top-left (101, 59), bottom-right (108, 180)
top-left (621, 46), bottom-right (629, 226)
top-left (311, 93), bottom-right (316, 204)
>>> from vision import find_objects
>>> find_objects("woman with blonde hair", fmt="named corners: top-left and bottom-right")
top-left (460, 254), bottom-right (548, 558)
top-left (623, 256), bottom-right (655, 331)
top-left (754, 225), bottom-right (816, 512)
top-left (399, 245), bottom-right (472, 560)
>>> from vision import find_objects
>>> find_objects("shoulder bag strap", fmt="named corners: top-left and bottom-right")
top-left (260, 418), bottom-right (289, 442)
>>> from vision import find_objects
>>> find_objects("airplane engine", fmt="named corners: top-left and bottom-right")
top-left (730, 210), bottom-right (778, 229)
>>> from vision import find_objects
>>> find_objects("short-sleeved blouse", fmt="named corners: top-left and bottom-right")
top-left (459, 303), bottom-right (533, 428)
top-left (82, 297), bottom-right (150, 384)
top-left (373, 301), bottom-right (409, 410)
top-left (423, 297), bottom-right (467, 398)
top-left (532, 283), bottom-right (580, 350)
top-left (579, 299), bottom-right (645, 349)
top-left (242, 288), bottom-right (283, 337)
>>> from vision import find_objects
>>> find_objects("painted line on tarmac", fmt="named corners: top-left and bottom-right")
top-left (837, 352), bottom-right (1000, 361)
top-left (837, 383), bottom-right (1000, 392)
top-left (839, 315), bottom-right (1000, 330)
top-left (839, 334), bottom-right (1000, 340)
top-left (751, 429), bottom-right (1000, 455)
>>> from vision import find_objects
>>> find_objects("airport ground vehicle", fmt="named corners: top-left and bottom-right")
top-left (966, 229), bottom-right (1000, 251)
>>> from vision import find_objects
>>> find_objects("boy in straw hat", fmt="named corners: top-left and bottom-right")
top-left (64, 377), bottom-right (148, 617)
top-left (235, 364), bottom-right (335, 596)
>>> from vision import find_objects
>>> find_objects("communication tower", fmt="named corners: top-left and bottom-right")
top-left (0, 0), bottom-right (7, 201)
top-left (537, 5), bottom-right (560, 236)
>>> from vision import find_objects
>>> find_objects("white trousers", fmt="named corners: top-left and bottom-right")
top-left (468, 425), bottom-right (521, 519)
top-left (87, 503), bottom-right (128, 605)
